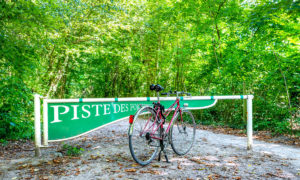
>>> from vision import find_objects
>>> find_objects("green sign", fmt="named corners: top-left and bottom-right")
top-left (47, 99), bottom-right (216, 141)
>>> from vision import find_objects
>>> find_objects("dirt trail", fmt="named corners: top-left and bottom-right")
top-left (0, 119), bottom-right (299, 179)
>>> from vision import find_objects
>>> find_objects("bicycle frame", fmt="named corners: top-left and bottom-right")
top-left (140, 98), bottom-right (182, 141)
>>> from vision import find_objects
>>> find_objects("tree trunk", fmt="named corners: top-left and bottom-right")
top-left (46, 53), bottom-right (69, 98)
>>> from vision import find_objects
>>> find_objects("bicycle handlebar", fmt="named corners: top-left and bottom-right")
top-left (161, 91), bottom-right (191, 96)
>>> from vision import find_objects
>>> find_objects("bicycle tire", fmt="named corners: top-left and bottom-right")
top-left (128, 106), bottom-right (161, 165)
top-left (169, 110), bottom-right (196, 156)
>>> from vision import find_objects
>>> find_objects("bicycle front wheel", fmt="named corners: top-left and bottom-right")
top-left (169, 110), bottom-right (196, 156)
top-left (128, 106), bottom-right (160, 165)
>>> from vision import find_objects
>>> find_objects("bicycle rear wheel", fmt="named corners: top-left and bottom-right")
top-left (128, 106), bottom-right (160, 165)
top-left (169, 110), bottom-right (196, 156)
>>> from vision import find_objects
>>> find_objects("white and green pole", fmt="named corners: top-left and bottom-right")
top-left (247, 95), bottom-right (254, 150)
top-left (34, 94), bottom-right (41, 157)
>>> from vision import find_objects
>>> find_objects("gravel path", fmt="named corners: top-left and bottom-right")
top-left (0, 119), bottom-right (299, 179)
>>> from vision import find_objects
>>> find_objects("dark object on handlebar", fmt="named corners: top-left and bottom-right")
top-left (150, 84), bottom-right (156, 90)
top-left (150, 84), bottom-right (164, 92)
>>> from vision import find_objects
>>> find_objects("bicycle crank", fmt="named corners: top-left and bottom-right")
top-left (145, 132), bottom-right (153, 144)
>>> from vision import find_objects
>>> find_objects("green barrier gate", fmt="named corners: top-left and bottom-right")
top-left (34, 95), bottom-right (253, 156)
top-left (45, 97), bottom-right (216, 141)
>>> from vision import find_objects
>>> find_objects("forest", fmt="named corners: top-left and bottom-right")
top-left (0, 0), bottom-right (299, 140)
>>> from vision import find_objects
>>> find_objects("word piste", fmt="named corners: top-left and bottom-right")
top-left (50, 103), bottom-right (146, 123)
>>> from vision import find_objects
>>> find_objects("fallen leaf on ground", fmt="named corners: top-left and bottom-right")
top-left (53, 158), bottom-right (61, 164)
top-left (125, 168), bottom-right (137, 172)
top-left (105, 158), bottom-right (115, 162)
top-left (89, 155), bottom-right (101, 160)
top-left (118, 163), bottom-right (123, 166)
top-left (131, 163), bottom-right (139, 167)
top-left (81, 160), bottom-right (88, 164)
top-left (71, 157), bottom-right (81, 159)
top-left (207, 174), bottom-right (214, 180)
top-left (110, 170), bottom-right (120, 173)
top-left (17, 164), bottom-right (28, 170)
top-left (151, 164), bottom-right (160, 168)
top-left (233, 177), bottom-right (241, 180)
top-left (140, 170), bottom-right (160, 175)
top-left (264, 173), bottom-right (277, 177)
top-left (86, 144), bottom-right (92, 148)
top-left (208, 174), bottom-right (220, 180)
top-left (190, 158), bottom-right (205, 164)
top-left (193, 168), bottom-right (205, 171)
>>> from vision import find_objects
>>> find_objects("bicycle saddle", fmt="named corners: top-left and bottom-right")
top-left (150, 84), bottom-right (164, 92)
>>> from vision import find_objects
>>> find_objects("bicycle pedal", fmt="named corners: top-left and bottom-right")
top-left (145, 132), bottom-right (151, 140)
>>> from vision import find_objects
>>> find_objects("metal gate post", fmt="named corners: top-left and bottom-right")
top-left (247, 95), bottom-right (254, 150)
top-left (34, 94), bottom-right (41, 157)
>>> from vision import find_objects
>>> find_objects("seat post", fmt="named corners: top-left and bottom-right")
top-left (157, 91), bottom-right (160, 103)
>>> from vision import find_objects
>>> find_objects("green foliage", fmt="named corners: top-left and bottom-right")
top-left (61, 144), bottom-right (85, 157)
top-left (0, 0), bottom-right (298, 139)
top-left (0, 139), bottom-right (8, 146)
top-left (0, 77), bottom-right (34, 140)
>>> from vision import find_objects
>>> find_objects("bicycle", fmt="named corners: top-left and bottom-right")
top-left (128, 84), bottom-right (196, 165)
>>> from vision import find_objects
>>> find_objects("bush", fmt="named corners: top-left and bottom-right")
top-left (61, 144), bottom-right (85, 156)
top-left (0, 77), bottom-right (34, 140)
top-left (193, 97), bottom-right (296, 136)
